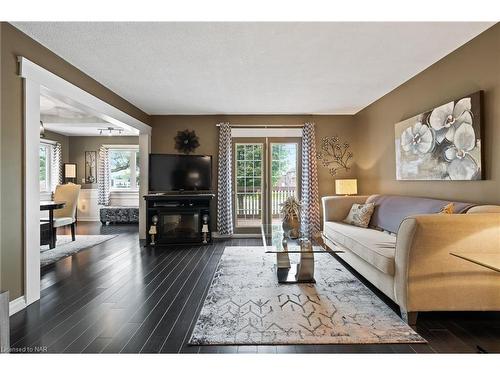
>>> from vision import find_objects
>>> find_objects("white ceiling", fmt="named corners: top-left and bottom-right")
top-left (40, 94), bottom-right (138, 136)
top-left (16, 22), bottom-right (494, 115)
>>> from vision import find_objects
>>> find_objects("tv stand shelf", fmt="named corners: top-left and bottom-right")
top-left (144, 193), bottom-right (214, 246)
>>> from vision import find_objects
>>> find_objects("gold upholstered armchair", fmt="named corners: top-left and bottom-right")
top-left (53, 183), bottom-right (81, 241)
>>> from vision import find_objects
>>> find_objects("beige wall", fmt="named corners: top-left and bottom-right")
top-left (0, 23), bottom-right (2, 293)
top-left (43, 130), bottom-right (70, 164)
top-left (354, 23), bottom-right (500, 204)
top-left (0, 22), bottom-right (151, 301)
top-left (68, 136), bottom-right (139, 188)
top-left (150, 115), bottom-right (357, 226)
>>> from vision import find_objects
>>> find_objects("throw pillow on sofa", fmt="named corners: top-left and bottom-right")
top-left (439, 202), bottom-right (455, 214)
top-left (343, 203), bottom-right (375, 228)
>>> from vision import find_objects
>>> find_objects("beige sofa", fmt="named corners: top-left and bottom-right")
top-left (321, 194), bottom-right (500, 325)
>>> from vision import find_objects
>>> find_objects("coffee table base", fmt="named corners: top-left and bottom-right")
top-left (277, 264), bottom-right (316, 284)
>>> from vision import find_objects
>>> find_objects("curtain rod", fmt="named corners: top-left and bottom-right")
top-left (215, 124), bottom-right (304, 128)
top-left (101, 144), bottom-right (139, 149)
top-left (40, 138), bottom-right (57, 145)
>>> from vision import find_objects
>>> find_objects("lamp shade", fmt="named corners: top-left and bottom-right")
top-left (64, 163), bottom-right (77, 179)
top-left (335, 179), bottom-right (357, 195)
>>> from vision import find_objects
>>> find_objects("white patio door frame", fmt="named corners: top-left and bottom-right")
top-left (230, 127), bottom-right (303, 235)
top-left (15, 57), bottom-right (151, 315)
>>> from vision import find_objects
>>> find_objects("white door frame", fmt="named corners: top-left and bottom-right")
top-left (15, 57), bottom-right (151, 314)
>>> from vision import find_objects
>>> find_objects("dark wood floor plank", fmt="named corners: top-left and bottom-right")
top-left (276, 345), bottom-right (298, 354)
top-left (125, 248), bottom-right (200, 318)
top-left (390, 344), bottom-right (415, 353)
top-left (410, 343), bottom-right (436, 353)
top-left (113, 249), bottom-right (193, 315)
top-left (160, 245), bottom-right (224, 353)
top-left (39, 235), bottom-right (148, 304)
top-left (11, 233), bottom-right (149, 343)
top-left (99, 258), bottom-right (198, 353)
top-left (64, 307), bottom-right (127, 353)
top-left (198, 345), bottom-right (219, 353)
top-left (40, 229), bottom-right (139, 294)
top-left (120, 248), bottom-right (204, 352)
top-left (176, 243), bottom-right (226, 353)
top-left (97, 249), bottom-right (203, 353)
top-left (257, 345), bottom-right (278, 354)
top-left (237, 345), bottom-right (258, 353)
top-left (446, 316), bottom-right (500, 353)
top-left (100, 323), bottom-right (141, 353)
top-left (81, 337), bottom-right (111, 353)
top-left (12, 287), bottom-right (109, 349)
top-left (11, 234), bottom-right (182, 346)
top-left (9, 222), bottom-right (500, 354)
top-left (11, 247), bottom-right (173, 348)
top-left (217, 346), bottom-right (238, 353)
top-left (47, 303), bottom-right (115, 353)
top-left (142, 245), bottom-right (218, 353)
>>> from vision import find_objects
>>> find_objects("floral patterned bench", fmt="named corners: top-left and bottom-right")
top-left (100, 206), bottom-right (139, 225)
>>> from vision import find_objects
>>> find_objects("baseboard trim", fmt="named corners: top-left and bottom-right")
top-left (76, 217), bottom-right (100, 222)
top-left (0, 291), bottom-right (9, 353)
top-left (9, 296), bottom-right (27, 316)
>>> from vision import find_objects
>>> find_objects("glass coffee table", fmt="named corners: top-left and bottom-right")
top-left (261, 224), bottom-right (342, 284)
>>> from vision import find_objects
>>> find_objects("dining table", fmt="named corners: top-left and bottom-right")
top-left (40, 200), bottom-right (66, 249)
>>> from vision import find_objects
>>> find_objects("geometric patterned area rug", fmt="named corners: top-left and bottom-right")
top-left (40, 234), bottom-right (117, 267)
top-left (189, 246), bottom-right (426, 345)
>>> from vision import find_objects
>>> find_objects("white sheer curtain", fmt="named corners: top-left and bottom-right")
top-left (216, 122), bottom-right (233, 236)
top-left (300, 122), bottom-right (320, 238)
top-left (98, 145), bottom-right (110, 206)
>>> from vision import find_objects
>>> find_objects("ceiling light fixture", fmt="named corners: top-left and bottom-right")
top-left (98, 127), bottom-right (123, 136)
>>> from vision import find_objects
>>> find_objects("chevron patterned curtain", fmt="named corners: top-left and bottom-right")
top-left (50, 142), bottom-right (63, 192)
top-left (217, 122), bottom-right (233, 236)
top-left (98, 145), bottom-right (110, 206)
top-left (300, 122), bottom-right (320, 238)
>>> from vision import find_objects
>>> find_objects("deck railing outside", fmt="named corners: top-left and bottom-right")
top-left (235, 187), bottom-right (296, 226)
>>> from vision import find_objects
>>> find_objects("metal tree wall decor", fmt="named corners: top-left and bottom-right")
top-left (85, 151), bottom-right (97, 183)
top-left (317, 135), bottom-right (353, 176)
top-left (174, 129), bottom-right (200, 154)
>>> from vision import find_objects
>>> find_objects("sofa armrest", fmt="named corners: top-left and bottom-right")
top-left (394, 213), bottom-right (500, 312)
top-left (321, 195), bottom-right (369, 223)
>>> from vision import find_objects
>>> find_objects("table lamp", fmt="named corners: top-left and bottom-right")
top-left (335, 179), bottom-right (357, 196)
top-left (64, 163), bottom-right (77, 183)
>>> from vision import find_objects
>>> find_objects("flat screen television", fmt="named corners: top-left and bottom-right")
top-left (149, 154), bottom-right (212, 192)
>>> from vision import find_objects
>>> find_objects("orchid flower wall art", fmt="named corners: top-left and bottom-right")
top-left (395, 91), bottom-right (483, 181)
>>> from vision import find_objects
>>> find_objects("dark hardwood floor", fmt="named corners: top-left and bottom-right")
top-left (9, 222), bottom-right (500, 353)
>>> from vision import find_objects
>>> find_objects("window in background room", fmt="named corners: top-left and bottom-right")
top-left (109, 149), bottom-right (140, 191)
top-left (39, 143), bottom-right (52, 192)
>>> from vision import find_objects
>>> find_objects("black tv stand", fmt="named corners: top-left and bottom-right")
top-left (144, 192), bottom-right (215, 246)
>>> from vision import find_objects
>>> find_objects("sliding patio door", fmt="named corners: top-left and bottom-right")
top-left (268, 140), bottom-right (300, 225)
top-left (232, 137), bottom-right (301, 234)
top-left (233, 139), bottom-right (265, 233)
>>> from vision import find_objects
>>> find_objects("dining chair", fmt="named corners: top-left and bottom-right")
top-left (53, 183), bottom-right (81, 241)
